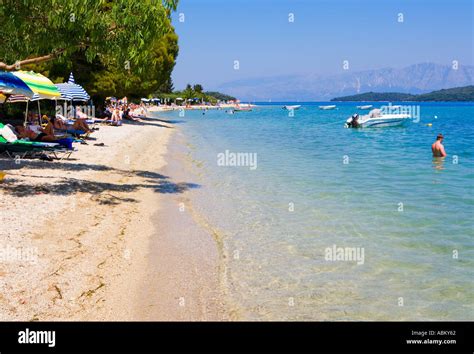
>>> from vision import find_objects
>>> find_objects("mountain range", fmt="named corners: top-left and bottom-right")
top-left (216, 63), bottom-right (474, 101)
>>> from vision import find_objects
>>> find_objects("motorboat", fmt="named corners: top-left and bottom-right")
top-left (357, 105), bottom-right (373, 110)
top-left (319, 105), bottom-right (337, 110)
top-left (283, 105), bottom-right (301, 110)
top-left (345, 108), bottom-right (411, 128)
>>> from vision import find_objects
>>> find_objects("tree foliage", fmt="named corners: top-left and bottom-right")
top-left (152, 84), bottom-right (236, 104)
top-left (0, 0), bottom-right (180, 104)
top-left (0, 0), bottom-right (178, 75)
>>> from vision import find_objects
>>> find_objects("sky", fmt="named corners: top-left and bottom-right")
top-left (171, 0), bottom-right (473, 91)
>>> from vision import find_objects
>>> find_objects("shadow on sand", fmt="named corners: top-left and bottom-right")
top-left (142, 116), bottom-right (186, 124)
top-left (0, 159), bottom-right (200, 203)
top-left (121, 119), bottom-right (174, 129)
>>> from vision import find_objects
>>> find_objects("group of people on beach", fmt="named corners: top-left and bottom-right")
top-left (100, 103), bottom-right (144, 125)
top-left (0, 97), bottom-right (149, 154)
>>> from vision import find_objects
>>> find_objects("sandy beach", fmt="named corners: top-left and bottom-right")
top-left (0, 117), bottom-right (227, 321)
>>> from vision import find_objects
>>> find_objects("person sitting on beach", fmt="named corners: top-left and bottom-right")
top-left (432, 134), bottom-right (447, 157)
top-left (122, 105), bottom-right (131, 120)
top-left (110, 108), bottom-right (122, 125)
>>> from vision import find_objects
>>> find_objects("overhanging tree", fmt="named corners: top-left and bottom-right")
top-left (0, 0), bottom-right (178, 74)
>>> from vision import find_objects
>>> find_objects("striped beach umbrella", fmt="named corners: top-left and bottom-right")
top-left (55, 83), bottom-right (90, 102)
top-left (6, 91), bottom-right (72, 102)
top-left (67, 72), bottom-right (76, 84)
top-left (0, 71), bottom-right (34, 103)
top-left (6, 93), bottom-right (40, 102)
top-left (12, 71), bottom-right (60, 99)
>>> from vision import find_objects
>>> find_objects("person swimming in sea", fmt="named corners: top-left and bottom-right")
top-left (432, 133), bottom-right (447, 157)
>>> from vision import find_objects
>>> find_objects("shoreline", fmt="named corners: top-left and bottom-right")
top-left (133, 129), bottom-right (229, 320)
top-left (0, 116), bottom-right (226, 320)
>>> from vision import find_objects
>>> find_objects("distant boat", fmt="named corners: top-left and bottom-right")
top-left (357, 105), bottom-right (373, 110)
top-left (283, 105), bottom-right (301, 110)
top-left (319, 105), bottom-right (337, 110)
top-left (234, 107), bottom-right (252, 112)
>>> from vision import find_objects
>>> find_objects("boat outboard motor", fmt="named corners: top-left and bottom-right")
top-left (345, 114), bottom-right (360, 128)
top-left (352, 114), bottom-right (360, 127)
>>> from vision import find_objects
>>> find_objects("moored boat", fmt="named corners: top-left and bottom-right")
top-left (319, 105), bottom-right (337, 110)
top-left (283, 105), bottom-right (301, 110)
top-left (345, 109), bottom-right (411, 128)
top-left (357, 105), bottom-right (373, 110)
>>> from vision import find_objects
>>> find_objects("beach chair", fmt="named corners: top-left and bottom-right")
top-left (0, 124), bottom-right (75, 160)
top-left (0, 135), bottom-right (75, 160)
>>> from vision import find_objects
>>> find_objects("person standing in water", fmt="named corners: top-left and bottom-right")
top-left (432, 133), bottom-right (447, 157)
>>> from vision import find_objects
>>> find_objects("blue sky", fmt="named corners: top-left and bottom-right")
top-left (171, 0), bottom-right (473, 91)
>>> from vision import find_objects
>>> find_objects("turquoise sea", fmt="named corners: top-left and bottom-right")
top-left (160, 102), bottom-right (474, 320)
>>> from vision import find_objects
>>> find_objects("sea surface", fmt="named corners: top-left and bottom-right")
top-left (155, 102), bottom-right (474, 320)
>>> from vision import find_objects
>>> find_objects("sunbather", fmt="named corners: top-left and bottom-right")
top-left (16, 125), bottom-right (59, 142)
top-left (15, 126), bottom-right (73, 149)
top-left (59, 115), bottom-right (92, 133)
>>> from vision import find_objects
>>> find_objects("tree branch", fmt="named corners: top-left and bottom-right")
top-left (0, 49), bottom-right (65, 71)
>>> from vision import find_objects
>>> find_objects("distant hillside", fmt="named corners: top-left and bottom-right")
top-left (216, 63), bottom-right (474, 101)
top-left (414, 86), bottom-right (474, 101)
top-left (331, 86), bottom-right (474, 102)
top-left (204, 91), bottom-right (236, 101)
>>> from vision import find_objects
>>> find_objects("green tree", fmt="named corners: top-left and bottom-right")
top-left (0, 0), bottom-right (178, 75)
top-left (182, 84), bottom-right (194, 100)
top-left (193, 84), bottom-right (203, 94)
top-left (67, 30), bottom-right (179, 102)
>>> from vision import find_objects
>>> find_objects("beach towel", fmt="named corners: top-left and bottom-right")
top-left (0, 124), bottom-right (18, 143)
top-left (56, 138), bottom-right (74, 150)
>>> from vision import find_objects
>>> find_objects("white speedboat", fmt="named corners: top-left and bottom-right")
top-left (357, 105), bottom-right (373, 110)
top-left (283, 105), bottom-right (301, 110)
top-left (319, 105), bottom-right (337, 110)
top-left (345, 109), bottom-right (411, 128)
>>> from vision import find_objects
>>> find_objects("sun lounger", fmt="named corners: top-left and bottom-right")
top-left (0, 124), bottom-right (75, 160)
top-left (0, 137), bottom-right (75, 160)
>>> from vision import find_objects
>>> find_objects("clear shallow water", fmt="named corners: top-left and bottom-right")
top-left (160, 103), bottom-right (474, 320)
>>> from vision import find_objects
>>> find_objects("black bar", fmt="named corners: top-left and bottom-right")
top-left (0, 322), bottom-right (472, 353)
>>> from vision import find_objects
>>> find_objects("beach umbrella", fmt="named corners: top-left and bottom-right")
top-left (12, 71), bottom-right (60, 99)
top-left (55, 83), bottom-right (90, 101)
top-left (6, 93), bottom-right (41, 102)
top-left (9, 71), bottom-right (60, 124)
top-left (0, 71), bottom-right (34, 103)
top-left (67, 72), bottom-right (76, 84)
